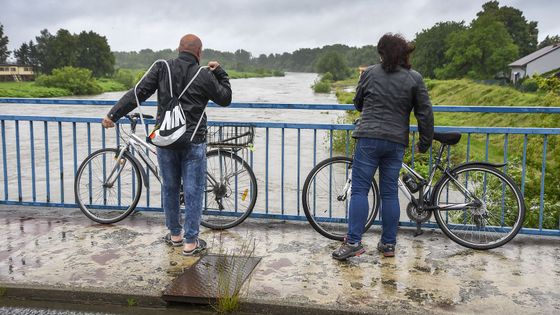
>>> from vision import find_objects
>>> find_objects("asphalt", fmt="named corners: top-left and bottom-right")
top-left (0, 205), bottom-right (559, 314)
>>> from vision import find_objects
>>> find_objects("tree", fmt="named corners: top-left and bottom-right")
top-left (411, 21), bottom-right (466, 78)
top-left (35, 29), bottom-right (55, 73)
top-left (76, 31), bottom-right (114, 77)
top-left (315, 51), bottom-right (351, 81)
top-left (476, 1), bottom-right (538, 57)
top-left (435, 15), bottom-right (518, 79)
top-left (538, 35), bottom-right (560, 49)
top-left (0, 23), bottom-right (9, 63)
top-left (14, 42), bottom-right (30, 65)
top-left (28, 41), bottom-right (39, 71)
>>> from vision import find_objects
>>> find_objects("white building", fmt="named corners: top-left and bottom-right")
top-left (509, 44), bottom-right (560, 83)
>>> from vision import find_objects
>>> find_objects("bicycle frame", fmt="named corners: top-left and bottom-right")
top-left (397, 144), bottom-right (481, 212)
top-left (106, 120), bottom-right (230, 193)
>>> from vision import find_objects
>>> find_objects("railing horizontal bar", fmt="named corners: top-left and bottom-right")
top-left (1, 98), bottom-right (560, 114)
top-left (1, 115), bottom-right (559, 134)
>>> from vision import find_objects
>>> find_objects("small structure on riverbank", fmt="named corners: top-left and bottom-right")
top-left (0, 64), bottom-right (35, 82)
top-left (509, 44), bottom-right (560, 83)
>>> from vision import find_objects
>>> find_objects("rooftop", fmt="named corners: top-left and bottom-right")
top-left (509, 44), bottom-right (560, 67)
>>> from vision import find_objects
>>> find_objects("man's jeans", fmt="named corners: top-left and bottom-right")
top-left (157, 142), bottom-right (206, 244)
top-left (347, 138), bottom-right (405, 245)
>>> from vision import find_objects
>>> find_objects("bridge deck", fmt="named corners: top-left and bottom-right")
top-left (0, 205), bottom-right (558, 314)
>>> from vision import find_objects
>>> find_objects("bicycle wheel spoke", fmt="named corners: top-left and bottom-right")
top-left (303, 158), bottom-right (379, 241)
top-left (434, 165), bottom-right (524, 249)
top-left (75, 149), bottom-right (141, 223)
top-left (202, 150), bottom-right (256, 229)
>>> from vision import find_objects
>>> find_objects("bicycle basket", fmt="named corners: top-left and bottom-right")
top-left (207, 125), bottom-right (255, 148)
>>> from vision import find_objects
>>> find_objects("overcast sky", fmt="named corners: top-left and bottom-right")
top-left (2, 0), bottom-right (559, 56)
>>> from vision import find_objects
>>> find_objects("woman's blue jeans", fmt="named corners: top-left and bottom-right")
top-left (157, 142), bottom-right (206, 244)
top-left (347, 138), bottom-right (405, 245)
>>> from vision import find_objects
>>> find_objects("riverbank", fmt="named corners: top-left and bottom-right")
top-left (0, 69), bottom-right (285, 98)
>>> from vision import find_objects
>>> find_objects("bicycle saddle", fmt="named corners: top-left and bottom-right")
top-left (433, 132), bottom-right (461, 145)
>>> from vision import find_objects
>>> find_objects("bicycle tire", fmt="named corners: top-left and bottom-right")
top-left (74, 148), bottom-right (142, 224)
top-left (432, 163), bottom-right (525, 249)
top-left (201, 149), bottom-right (257, 230)
top-left (302, 156), bottom-right (379, 241)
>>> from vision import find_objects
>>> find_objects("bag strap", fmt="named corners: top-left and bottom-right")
top-left (185, 66), bottom-right (209, 142)
top-left (178, 66), bottom-right (205, 98)
top-left (134, 59), bottom-right (173, 131)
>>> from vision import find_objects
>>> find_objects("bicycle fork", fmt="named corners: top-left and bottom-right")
top-left (104, 146), bottom-right (129, 188)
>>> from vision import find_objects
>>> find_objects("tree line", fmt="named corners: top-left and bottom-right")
top-left (0, 26), bottom-right (114, 77)
top-left (1, 1), bottom-right (559, 81)
top-left (412, 1), bottom-right (559, 80)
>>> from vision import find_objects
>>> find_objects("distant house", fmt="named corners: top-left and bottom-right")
top-left (509, 44), bottom-right (560, 83)
top-left (0, 64), bottom-right (35, 82)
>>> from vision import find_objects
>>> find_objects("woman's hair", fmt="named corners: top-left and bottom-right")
top-left (377, 33), bottom-right (415, 73)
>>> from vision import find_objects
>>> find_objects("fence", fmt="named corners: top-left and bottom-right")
top-left (0, 98), bottom-right (558, 236)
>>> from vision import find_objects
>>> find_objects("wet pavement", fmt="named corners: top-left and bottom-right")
top-left (0, 205), bottom-right (559, 314)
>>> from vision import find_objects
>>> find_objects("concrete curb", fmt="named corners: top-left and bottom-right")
top-left (0, 284), bottom-right (411, 315)
top-left (0, 284), bottom-right (166, 308)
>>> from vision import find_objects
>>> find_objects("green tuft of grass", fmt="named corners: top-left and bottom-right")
top-left (126, 298), bottom-right (137, 307)
top-left (209, 233), bottom-right (257, 313)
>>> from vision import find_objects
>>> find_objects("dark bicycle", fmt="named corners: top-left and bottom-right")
top-left (302, 131), bottom-right (526, 249)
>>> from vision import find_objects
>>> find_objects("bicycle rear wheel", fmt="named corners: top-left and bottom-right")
top-left (202, 149), bottom-right (257, 229)
top-left (74, 148), bottom-right (142, 224)
top-left (432, 163), bottom-right (525, 249)
top-left (302, 156), bottom-right (379, 241)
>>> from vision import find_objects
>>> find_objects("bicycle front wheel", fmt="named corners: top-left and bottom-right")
top-left (74, 148), bottom-right (142, 224)
top-left (302, 157), bottom-right (379, 241)
top-left (432, 163), bottom-right (525, 249)
top-left (202, 149), bottom-right (257, 230)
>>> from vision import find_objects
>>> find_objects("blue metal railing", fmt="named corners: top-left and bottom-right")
top-left (0, 98), bottom-right (559, 236)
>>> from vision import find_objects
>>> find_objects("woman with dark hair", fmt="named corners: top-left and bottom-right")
top-left (332, 33), bottom-right (434, 260)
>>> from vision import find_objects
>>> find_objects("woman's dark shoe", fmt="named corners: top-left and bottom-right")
top-left (332, 242), bottom-right (365, 261)
top-left (377, 242), bottom-right (395, 257)
top-left (182, 238), bottom-right (207, 256)
top-left (163, 233), bottom-right (184, 247)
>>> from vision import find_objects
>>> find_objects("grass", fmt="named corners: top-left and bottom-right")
top-left (228, 69), bottom-right (284, 79)
top-left (0, 81), bottom-right (71, 97)
top-left (97, 78), bottom-right (127, 92)
top-left (0, 78), bottom-right (129, 98)
top-left (126, 298), bottom-right (137, 307)
top-left (209, 233), bottom-right (257, 313)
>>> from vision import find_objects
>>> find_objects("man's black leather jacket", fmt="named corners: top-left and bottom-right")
top-left (107, 52), bottom-right (232, 142)
top-left (352, 64), bottom-right (434, 153)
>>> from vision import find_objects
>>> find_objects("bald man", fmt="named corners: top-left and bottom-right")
top-left (102, 34), bottom-right (232, 255)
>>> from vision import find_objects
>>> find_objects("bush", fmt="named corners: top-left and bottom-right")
top-left (534, 75), bottom-right (560, 94)
top-left (113, 69), bottom-right (136, 89)
top-left (312, 80), bottom-right (331, 93)
top-left (520, 78), bottom-right (538, 92)
top-left (315, 52), bottom-right (351, 81)
top-left (320, 72), bottom-right (334, 82)
top-left (36, 66), bottom-right (102, 95)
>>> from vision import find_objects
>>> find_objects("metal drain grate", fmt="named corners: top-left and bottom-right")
top-left (162, 254), bottom-right (261, 304)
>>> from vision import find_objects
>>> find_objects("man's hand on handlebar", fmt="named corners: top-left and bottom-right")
top-left (101, 115), bottom-right (115, 129)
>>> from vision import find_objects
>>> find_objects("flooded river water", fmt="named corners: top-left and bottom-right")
top-left (0, 72), bottom-right (353, 216)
